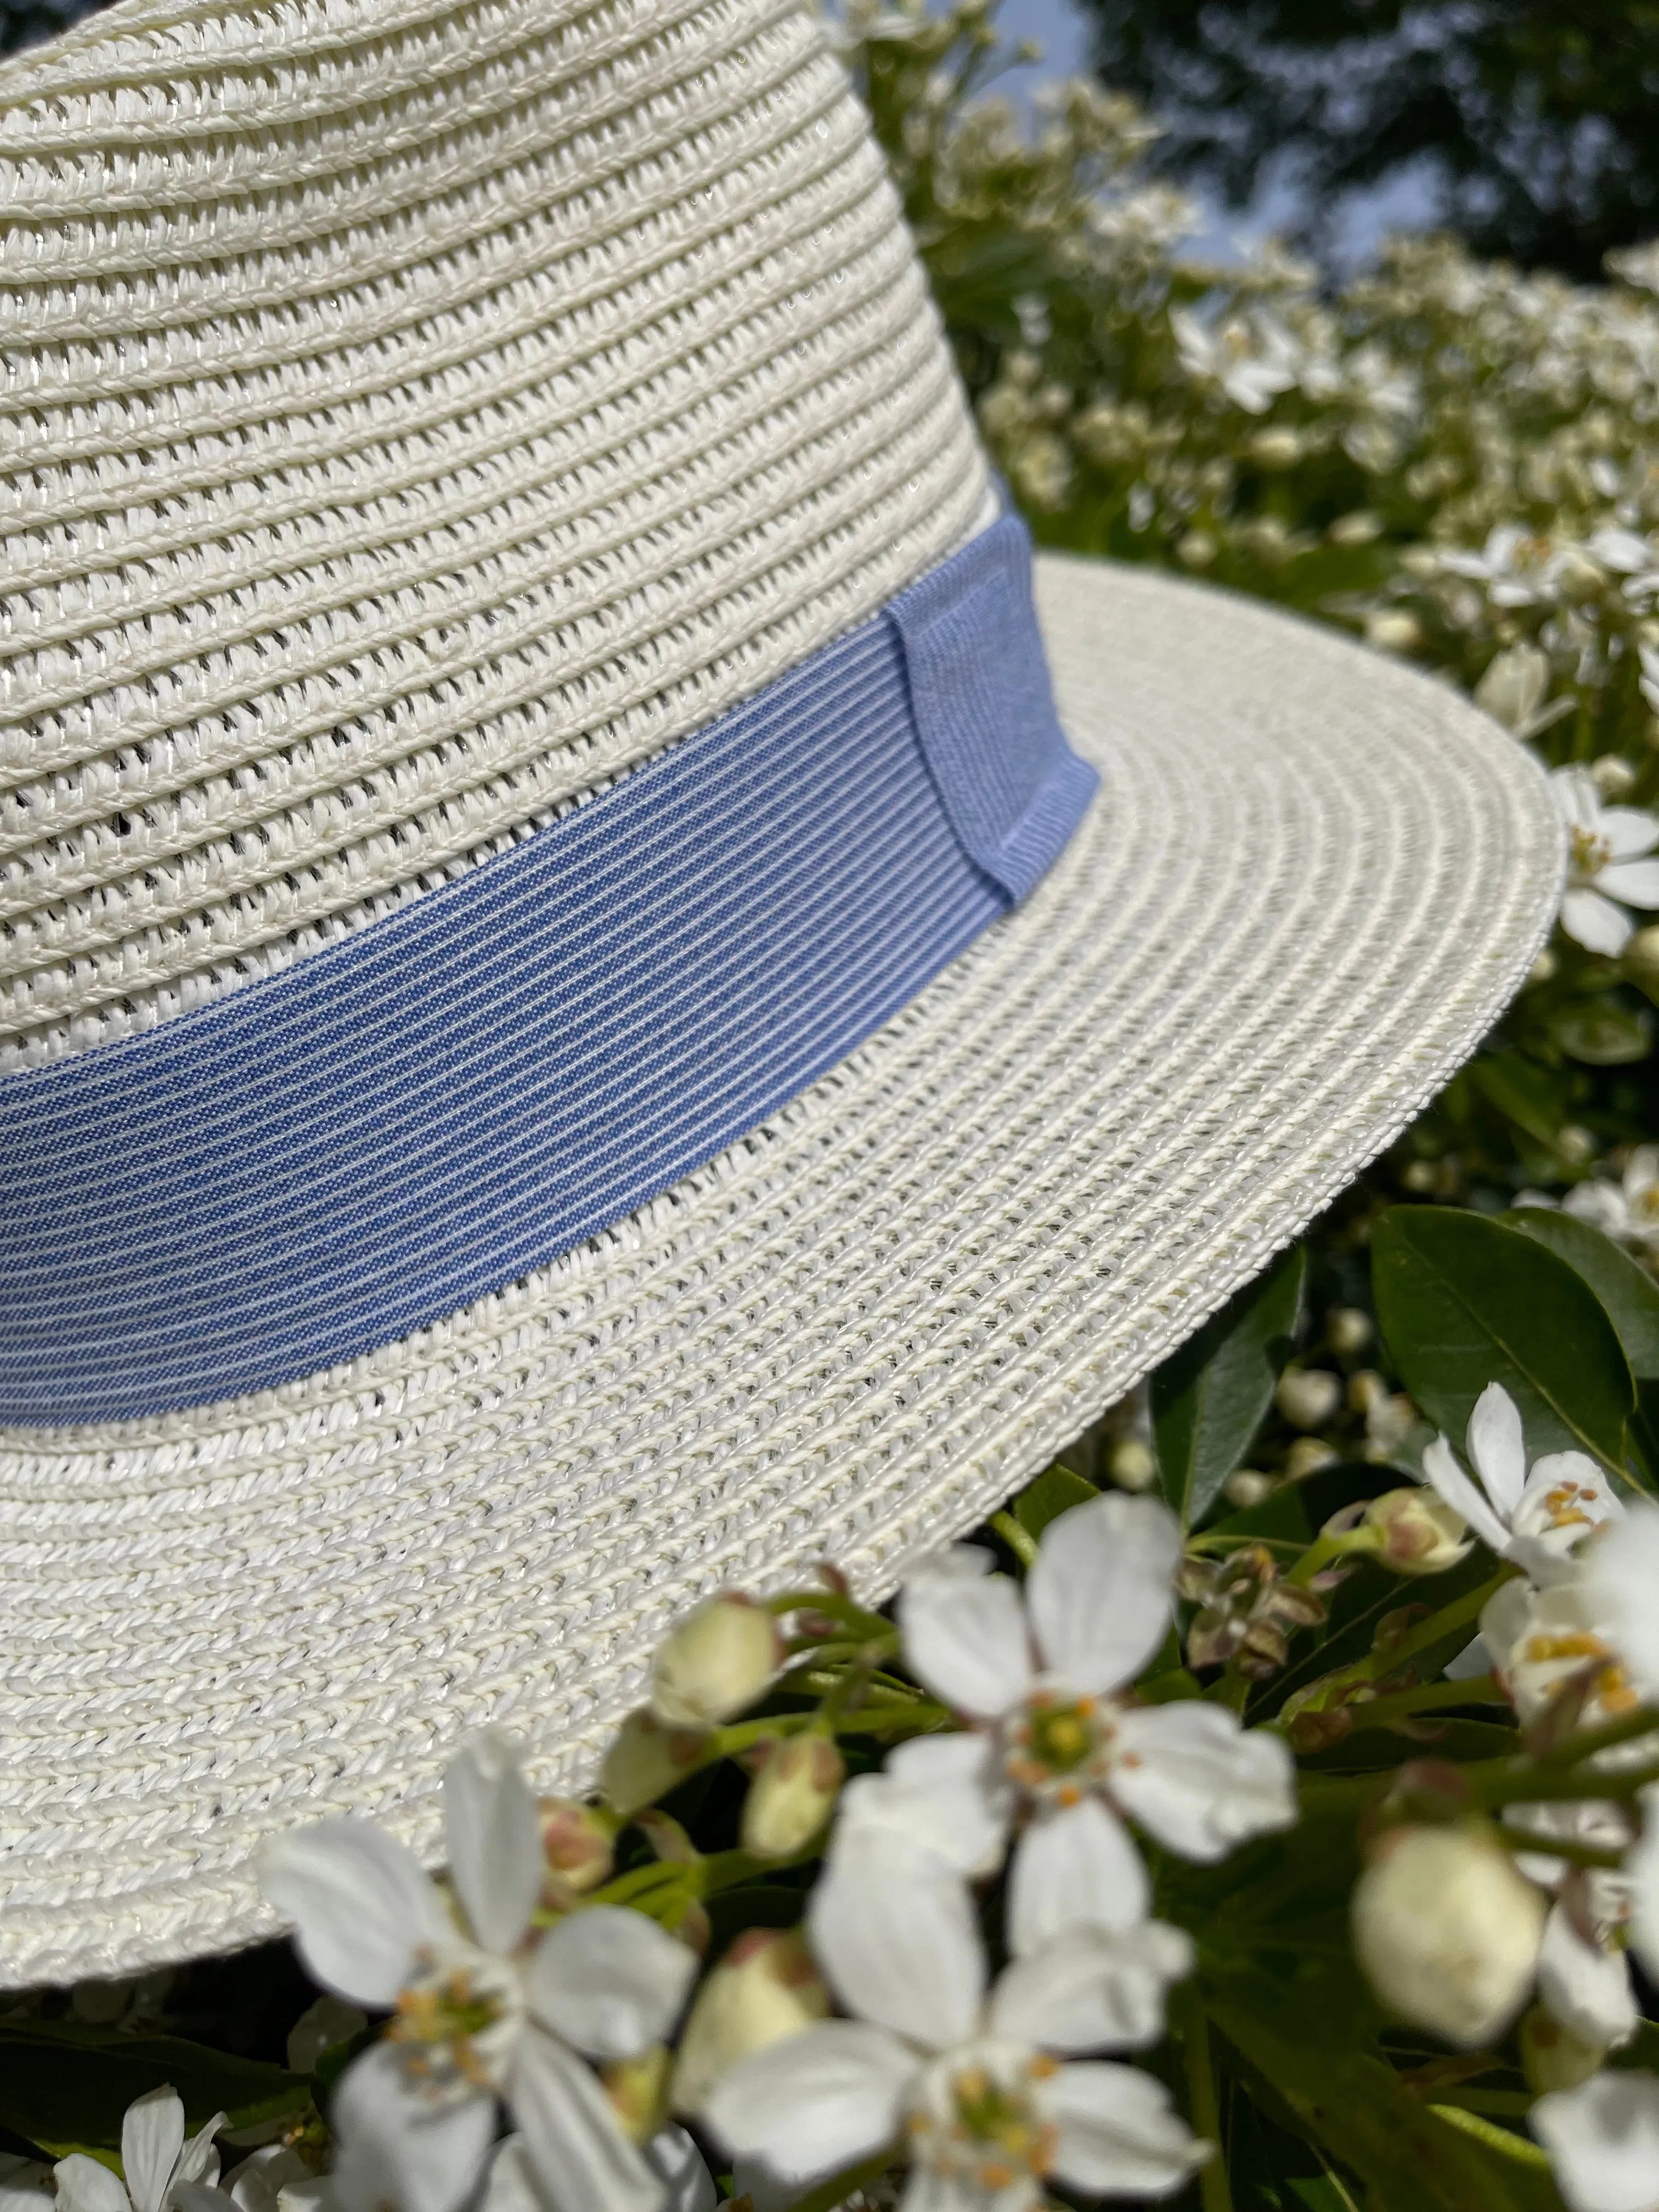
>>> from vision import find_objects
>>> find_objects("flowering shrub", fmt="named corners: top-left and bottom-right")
top-left (13, 9), bottom-right (1659, 2212)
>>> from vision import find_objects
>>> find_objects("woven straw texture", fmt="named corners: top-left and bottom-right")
top-left (0, 556), bottom-right (1561, 1986)
top-left (0, 0), bottom-right (994, 1071)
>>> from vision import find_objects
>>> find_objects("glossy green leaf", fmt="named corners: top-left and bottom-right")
top-left (1211, 1991), bottom-right (1563, 2212)
top-left (1471, 1049), bottom-right (1566, 1146)
top-left (1012, 1462), bottom-right (1099, 1540)
top-left (1152, 1243), bottom-right (1306, 1529)
top-left (1372, 1207), bottom-right (1634, 1472)
top-left (1504, 1206), bottom-right (1659, 1378)
top-left (0, 2023), bottom-right (306, 2159)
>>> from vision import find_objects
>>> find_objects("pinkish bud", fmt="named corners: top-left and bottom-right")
top-left (741, 1735), bottom-right (844, 1859)
top-left (537, 1797), bottom-right (616, 1907)
top-left (1364, 1489), bottom-right (1474, 1576)
top-left (670, 1930), bottom-right (831, 2118)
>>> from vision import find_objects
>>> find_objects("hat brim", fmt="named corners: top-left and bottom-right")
top-left (0, 552), bottom-right (1560, 1987)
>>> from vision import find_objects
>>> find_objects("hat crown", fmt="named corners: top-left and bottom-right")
top-left (0, 0), bottom-right (992, 1073)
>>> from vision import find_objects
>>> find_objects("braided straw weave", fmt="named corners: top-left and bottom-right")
top-left (0, 0), bottom-right (1561, 1985)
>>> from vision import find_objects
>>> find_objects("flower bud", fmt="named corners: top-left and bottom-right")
top-left (1285, 1438), bottom-right (1338, 1481)
top-left (1224, 1469), bottom-right (1273, 1509)
top-left (1249, 426), bottom-right (1303, 469)
top-left (1108, 1438), bottom-right (1158, 1492)
top-left (601, 1709), bottom-right (708, 1818)
top-left (1520, 2003), bottom-right (1606, 2095)
top-left (1327, 1307), bottom-right (1373, 1356)
top-left (1591, 754), bottom-right (1638, 800)
top-left (670, 1929), bottom-right (832, 2118)
top-left (1364, 610), bottom-right (1421, 654)
top-left (1352, 1826), bottom-right (1547, 2047)
top-left (601, 2045), bottom-right (672, 2142)
top-left (1274, 1369), bottom-right (1342, 1431)
top-left (650, 1595), bottom-right (784, 1729)
top-left (538, 1797), bottom-right (616, 1906)
top-left (741, 1735), bottom-right (844, 1859)
top-left (1363, 1489), bottom-right (1474, 1576)
top-left (1473, 641), bottom-right (1550, 734)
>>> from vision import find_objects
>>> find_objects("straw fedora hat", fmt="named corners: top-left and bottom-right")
top-left (0, 0), bottom-right (1560, 1988)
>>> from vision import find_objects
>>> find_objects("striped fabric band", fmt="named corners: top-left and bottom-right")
top-left (0, 515), bottom-right (1096, 1425)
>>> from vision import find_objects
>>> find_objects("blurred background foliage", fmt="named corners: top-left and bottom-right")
top-left (1081, 0), bottom-right (1659, 281)
top-left (842, 0), bottom-right (1659, 1226)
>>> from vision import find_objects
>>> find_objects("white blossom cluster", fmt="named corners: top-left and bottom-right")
top-left (1374, 1381), bottom-right (1659, 2211)
top-left (0, 1496), bottom-right (1301, 2212)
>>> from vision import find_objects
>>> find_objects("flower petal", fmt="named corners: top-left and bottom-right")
top-left (1512, 1455), bottom-right (1624, 1560)
top-left (1026, 1494), bottom-right (1179, 1696)
top-left (702, 2021), bottom-right (912, 2188)
top-left (1536, 1903), bottom-right (1638, 2051)
top-left (1007, 1798), bottom-right (1148, 1956)
top-left (1624, 1809), bottom-right (1659, 1984)
top-left (1420, 1437), bottom-right (1510, 1554)
top-left (476, 2138), bottom-right (540, 2212)
top-left (122, 2087), bottom-right (185, 2212)
top-left (443, 1730), bottom-right (545, 1957)
top-left (808, 1827), bottom-right (983, 2051)
top-left (1108, 1705), bottom-right (1296, 1861)
top-left (1553, 766), bottom-right (1601, 835)
top-left (1582, 1501), bottom-right (1659, 1705)
top-left (510, 2027), bottom-right (664, 2212)
top-left (1564, 1182), bottom-right (1633, 1239)
top-left (331, 2045), bottom-right (496, 2212)
top-left (991, 1922), bottom-right (1194, 2053)
top-left (1533, 2069), bottom-right (1659, 2212)
top-left (645, 2130), bottom-right (714, 2212)
top-left (171, 2117), bottom-right (227, 2195)
top-left (898, 1566), bottom-right (1032, 1720)
top-left (260, 1819), bottom-right (447, 2008)
top-left (898, 2172), bottom-right (1035, 2212)
top-left (1599, 806), bottom-right (1659, 861)
top-left (1598, 857), bottom-right (1659, 907)
top-left (1466, 1383), bottom-right (1526, 1521)
top-left (1560, 889), bottom-right (1633, 957)
top-left (51, 2160), bottom-right (131, 2212)
top-left (1040, 2062), bottom-right (1209, 2198)
top-left (528, 1906), bottom-right (696, 2062)
top-left (831, 1734), bottom-right (1011, 1881)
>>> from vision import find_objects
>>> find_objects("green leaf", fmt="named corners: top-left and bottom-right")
top-left (1504, 1206), bottom-right (1659, 1378)
top-left (1211, 1990), bottom-right (1564, 2212)
top-left (1012, 1462), bottom-right (1099, 1540)
top-left (1471, 1049), bottom-right (1566, 1146)
top-left (1152, 1243), bottom-right (1306, 1528)
top-left (1372, 1207), bottom-right (1634, 1472)
top-left (0, 2023), bottom-right (306, 2159)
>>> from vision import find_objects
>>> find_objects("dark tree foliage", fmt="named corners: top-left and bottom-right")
top-left (1082, 0), bottom-right (1659, 279)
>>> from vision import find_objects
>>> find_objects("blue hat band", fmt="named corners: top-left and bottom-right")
top-left (0, 515), bottom-right (1096, 1425)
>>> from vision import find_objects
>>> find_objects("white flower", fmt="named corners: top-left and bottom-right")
top-left (1552, 767), bottom-right (1659, 956)
top-left (1533, 2069), bottom-right (1659, 2212)
top-left (1437, 524), bottom-right (1547, 608)
top-left (1419, 1383), bottom-right (1621, 1581)
top-left (1536, 1892), bottom-right (1640, 2056)
top-left (1579, 1500), bottom-right (1659, 1706)
top-left (1621, 1788), bottom-right (1659, 1984)
top-left (854, 1496), bottom-right (1296, 1950)
top-left (1170, 307), bottom-right (1300, 414)
top-left (261, 1732), bottom-right (696, 2212)
top-left (1479, 1571), bottom-right (1642, 1730)
top-left (1566, 1147), bottom-right (1659, 1256)
top-left (53, 2091), bottom-right (228, 2212)
top-left (480, 2131), bottom-right (714, 2212)
top-left (704, 1833), bottom-right (1205, 2212)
